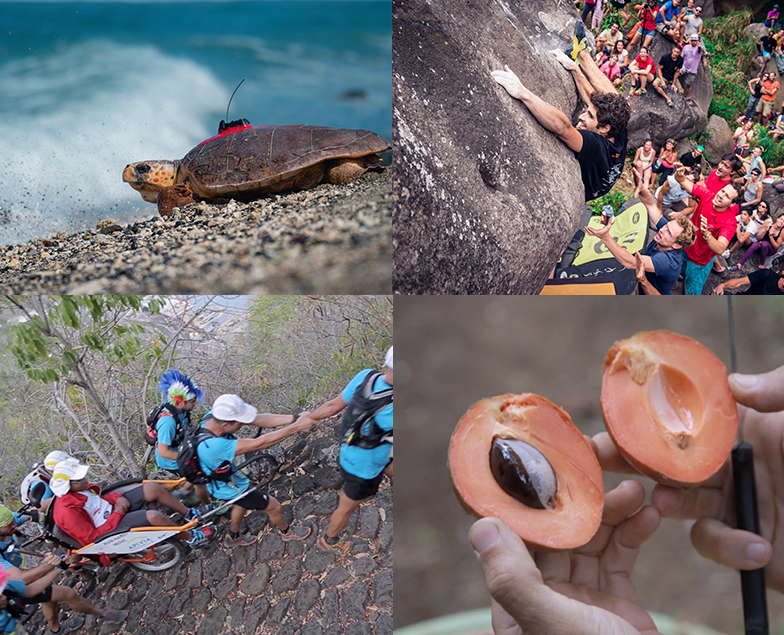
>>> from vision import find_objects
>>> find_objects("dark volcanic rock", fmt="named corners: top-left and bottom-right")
top-left (394, 0), bottom-right (587, 294)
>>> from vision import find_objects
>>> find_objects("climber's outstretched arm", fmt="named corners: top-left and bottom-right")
top-left (491, 65), bottom-right (583, 153)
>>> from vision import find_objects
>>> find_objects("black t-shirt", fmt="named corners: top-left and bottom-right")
top-left (575, 129), bottom-right (628, 201)
top-left (610, 0), bottom-right (628, 7)
top-left (658, 54), bottom-right (684, 81)
top-left (752, 78), bottom-right (765, 98)
top-left (679, 151), bottom-right (701, 167)
top-left (760, 35), bottom-right (776, 54)
top-left (740, 269), bottom-right (784, 294)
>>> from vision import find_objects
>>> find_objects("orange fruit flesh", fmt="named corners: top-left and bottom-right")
top-left (449, 393), bottom-right (604, 550)
top-left (601, 331), bottom-right (739, 486)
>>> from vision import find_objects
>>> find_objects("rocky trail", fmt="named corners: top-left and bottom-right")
top-left (22, 422), bottom-right (393, 635)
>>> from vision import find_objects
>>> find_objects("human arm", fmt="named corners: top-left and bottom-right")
top-left (469, 480), bottom-right (661, 635)
top-left (772, 228), bottom-right (784, 249)
top-left (249, 412), bottom-right (301, 429)
top-left (635, 252), bottom-right (661, 295)
top-left (699, 216), bottom-right (731, 254)
top-left (2, 553), bottom-right (62, 584)
top-left (756, 220), bottom-right (773, 241)
top-left (491, 65), bottom-right (584, 152)
top-left (633, 147), bottom-right (642, 169)
top-left (760, 159), bottom-right (767, 179)
top-left (711, 276), bottom-right (751, 294)
top-left (638, 179), bottom-right (664, 225)
top-left (583, 221), bottom-right (656, 272)
top-left (234, 416), bottom-right (315, 455)
top-left (672, 164), bottom-right (694, 194)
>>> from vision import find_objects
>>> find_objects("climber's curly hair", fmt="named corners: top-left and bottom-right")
top-left (590, 91), bottom-right (631, 139)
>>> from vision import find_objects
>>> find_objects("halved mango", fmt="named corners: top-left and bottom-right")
top-left (601, 331), bottom-right (739, 487)
top-left (449, 393), bottom-right (604, 550)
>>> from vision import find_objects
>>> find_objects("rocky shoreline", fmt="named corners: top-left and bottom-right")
top-left (0, 170), bottom-right (391, 294)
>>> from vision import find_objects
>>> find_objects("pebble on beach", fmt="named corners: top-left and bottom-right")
top-left (0, 170), bottom-right (391, 294)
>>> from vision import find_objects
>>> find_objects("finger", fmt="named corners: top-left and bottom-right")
top-left (590, 432), bottom-right (640, 474)
top-left (603, 505), bottom-right (661, 602)
top-left (729, 366), bottom-right (784, 413)
top-left (691, 517), bottom-right (772, 570)
top-left (652, 483), bottom-right (727, 520)
top-left (535, 549), bottom-right (572, 585)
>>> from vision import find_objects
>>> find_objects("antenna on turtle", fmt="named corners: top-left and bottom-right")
top-left (219, 78), bottom-right (249, 132)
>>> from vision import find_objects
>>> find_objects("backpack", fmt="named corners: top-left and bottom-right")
top-left (175, 427), bottom-right (234, 484)
top-left (144, 403), bottom-right (189, 447)
top-left (340, 371), bottom-right (393, 449)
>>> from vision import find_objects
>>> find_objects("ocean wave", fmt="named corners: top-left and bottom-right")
top-left (0, 40), bottom-right (227, 245)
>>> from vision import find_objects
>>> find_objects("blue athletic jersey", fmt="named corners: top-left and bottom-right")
top-left (339, 369), bottom-right (393, 479)
top-left (196, 422), bottom-right (250, 500)
top-left (0, 579), bottom-right (25, 633)
top-left (154, 410), bottom-right (190, 471)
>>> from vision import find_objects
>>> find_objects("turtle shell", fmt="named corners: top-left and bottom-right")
top-left (178, 124), bottom-right (390, 198)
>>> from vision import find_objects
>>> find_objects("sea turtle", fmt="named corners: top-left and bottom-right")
top-left (123, 121), bottom-right (391, 216)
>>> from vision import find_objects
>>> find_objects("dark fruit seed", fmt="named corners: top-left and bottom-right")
top-left (490, 437), bottom-right (557, 510)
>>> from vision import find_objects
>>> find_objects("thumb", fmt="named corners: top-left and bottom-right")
top-left (469, 518), bottom-right (576, 634)
top-left (729, 365), bottom-right (784, 413)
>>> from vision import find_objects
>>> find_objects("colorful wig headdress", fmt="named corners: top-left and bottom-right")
top-left (159, 369), bottom-right (204, 407)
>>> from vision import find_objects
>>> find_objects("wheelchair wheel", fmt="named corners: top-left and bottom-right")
top-left (127, 538), bottom-right (185, 573)
top-left (241, 451), bottom-right (280, 487)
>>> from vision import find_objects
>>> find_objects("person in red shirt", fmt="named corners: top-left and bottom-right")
top-left (50, 458), bottom-right (213, 548)
top-left (628, 0), bottom-right (658, 49)
top-left (627, 46), bottom-right (656, 98)
top-left (673, 164), bottom-right (742, 294)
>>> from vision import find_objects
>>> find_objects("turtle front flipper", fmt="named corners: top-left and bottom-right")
top-left (157, 184), bottom-right (197, 217)
top-left (326, 156), bottom-right (383, 185)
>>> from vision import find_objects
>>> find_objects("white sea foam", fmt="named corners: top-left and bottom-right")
top-left (0, 40), bottom-right (227, 245)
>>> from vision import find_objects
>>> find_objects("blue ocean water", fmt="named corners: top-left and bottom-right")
top-left (0, 1), bottom-right (391, 244)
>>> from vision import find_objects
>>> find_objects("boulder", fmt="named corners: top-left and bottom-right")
top-left (763, 181), bottom-right (784, 218)
top-left (393, 0), bottom-right (590, 294)
top-left (746, 23), bottom-right (770, 42)
top-left (702, 114), bottom-right (734, 165)
top-left (624, 37), bottom-right (709, 148)
top-left (701, 0), bottom-right (717, 18)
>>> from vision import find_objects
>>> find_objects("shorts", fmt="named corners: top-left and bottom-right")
top-left (115, 510), bottom-right (153, 532)
top-left (680, 70), bottom-right (697, 87)
top-left (653, 77), bottom-right (683, 92)
top-left (636, 26), bottom-right (656, 38)
top-left (19, 585), bottom-right (53, 605)
top-left (757, 99), bottom-right (776, 117)
top-left (341, 465), bottom-right (388, 501)
top-left (232, 489), bottom-right (270, 511)
top-left (118, 485), bottom-right (147, 512)
top-left (681, 254), bottom-right (716, 295)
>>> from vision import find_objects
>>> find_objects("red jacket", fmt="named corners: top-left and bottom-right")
top-left (52, 484), bottom-right (125, 546)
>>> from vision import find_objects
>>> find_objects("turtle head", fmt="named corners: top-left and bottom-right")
top-left (122, 160), bottom-right (179, 203)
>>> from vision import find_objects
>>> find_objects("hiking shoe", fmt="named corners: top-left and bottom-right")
top-left (184, 506), bottom-right (202, 522)
top-left (280, 525), bottom-right (312, 542)
top-left (565, 20), bottom-right (588, 61)
top-left (727, 264), bottom-right (742, 272)
top-left (639, 88), bottom-right (647, 94)
top-left (319, 535), bottom-right (350, 554)
top-left (186, 525), bottom-right (214, 548)
top-left (666, 99), bottom-right (674, 107)
top-left (100, 610), bottom-right (128, 624)
top-left (224, 531), bottom-right (257, 547)
top-left (47, 615), bottom-right (85, 634)
top-left (204, 502), bottom-right (231, 516)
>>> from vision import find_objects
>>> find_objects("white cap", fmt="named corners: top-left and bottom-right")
top-left (50, 458), bottom-right (90, 497)
top-left (385, 346), bottom-right (393, 370)
top-left (44, 450), bottom-right (72, 472)
top-left (212, 394), bottom-right (258, 424)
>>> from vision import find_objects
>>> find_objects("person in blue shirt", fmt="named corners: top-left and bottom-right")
top-left (0, 505), bottom-right (126, 634)
top-left (153, 370), bottom-right (209, 506)
top-left (300, 347), bottom-right (393, 554)
top-left (655, 0), bottom-right (683, 45)
top-left (197, 395), bottom-right (315, 547)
